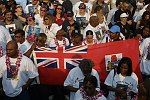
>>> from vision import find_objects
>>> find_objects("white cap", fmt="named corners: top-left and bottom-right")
top-left (137, 2), bottom-right (143, 6)
top-left (120, 13), bottom-right (128, 18)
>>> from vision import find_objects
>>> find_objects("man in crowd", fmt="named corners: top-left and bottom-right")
top-left (14, 29), bottom-right (31, 54)
top-left (0, 40), bottom-right (38, 100)
top-left (64, 59), bottom-right (100, 100)
top-left (0, 10), bottom-right (23, 37)
top-left (101, 25), bottom-right (124, 43)
top-left (34, 5), bottom-right (48, 28)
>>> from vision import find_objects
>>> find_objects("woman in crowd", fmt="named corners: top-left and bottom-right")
top-left (53, 4), bottom-right (66, 26)
top-left (23, 14), bottom-right (42, 43)
top-left (104, 57), bottom-right (138, 100)
top-left (97, 14), bottom-right (109, 35)
top-left (82, 30), bottom-right (97, 45)
top-left (74, 3), bottom-right (90, 29)
top-left (14, 4), bottom-right (26, 25)
top-left (0, 1), bottom-right (7, 21)
top-left (74, 75), bottom-right (107, 100)
top-left (42, 13), bottom-right (61, 44)
top-left (136, 11), bottom-right (150, 29)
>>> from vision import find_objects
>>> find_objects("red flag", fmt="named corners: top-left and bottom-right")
top-left (33, 39), bottom-right (142, 85)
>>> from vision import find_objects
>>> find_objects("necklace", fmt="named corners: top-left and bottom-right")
top-left (80, 86), bottom-right (102, 100)
top-left (0, 46), bottom-right (3, 57)
top-left (6, 52), bottom-right (22, 77)
top-left (54, 37), bottom-right (66, 47)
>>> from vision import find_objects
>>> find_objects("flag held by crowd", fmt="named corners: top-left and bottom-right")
top-left (33, 39), bottom-right (142, 85)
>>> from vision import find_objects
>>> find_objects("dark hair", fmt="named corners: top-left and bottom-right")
top-left (116, 0), bottom-right (123, 7)
top-left (4, 9), bottom-right (12, 15)
top-left (117, 57), bottom-right (132, 76)
top-left (79, 59), bottom-right (94, 69)
top-left (141, 25), bottom-right (150, 38)
top-left (38, 33), bottom-right (47, 41)
top-left (83, 74), bottom-right (98, 88)
top-left (142, 11), bottom-right (150, 20)
top-left (86, 30), bottom-right (93, 36)
top-left (53, 4), bottom-right (64, 17)
top-left (94, 6), bottom-right (103, 13)
top-left (14, 29), bottom-right (25, 37)
top-left (40, 2), bottom-right (49, 11)
top-left (122, 0), bottom-right (129, 4)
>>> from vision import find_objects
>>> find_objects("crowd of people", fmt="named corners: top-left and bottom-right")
top-left (0, 0), bottom-right (150, 100)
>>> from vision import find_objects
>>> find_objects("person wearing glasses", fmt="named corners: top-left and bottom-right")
top-left (14, 4), bottom-right (26, 26)
top-left (42, 13), bottom-right (61, 44)
top-left (53, 4), bottom-right (67, 26)
top-left (25, 0), bottom-right (41, 15)
top-left (14, 29), bottom-right (31, 55)
top-left (74, 3), bottom-right (90, 28)
top-left (25, 33), bottom-right (47, 57)
top-left (23, 13), bottom-right (42, 43)
top-left (35, 5), bottom-right (48, 28)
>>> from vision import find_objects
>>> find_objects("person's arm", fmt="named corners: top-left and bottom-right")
top-left (25, 42), bottom-right (36, 57)
top-left (64, 86), bottom-right (79, 92)
top-left (18, 15), bottom-right (26, 22)
top-left (136, 20), bottom-right (141, 29)
top-left (22, 78), bottom-right (35, 90)
top-left (106, 85), bottom-right (127, 99)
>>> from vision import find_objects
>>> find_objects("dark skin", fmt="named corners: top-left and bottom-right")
top-left (106, 64), bottom-right (131, 99)
top-left (64, 67), bottom-right (92, 92)
top-left (25, 36), bottom-right (46, 57)
top-left (0, 40), bottom-right (35, 95)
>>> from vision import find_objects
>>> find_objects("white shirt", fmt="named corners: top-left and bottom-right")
top-left (42, 23), bottom-right (61, 44)
top-left (73, 1), bottom-right (92, 14)
top-left (74, 12), bottom-right (90, 21)
top-left (98, 22), bottom-right (109, 33)
top-left (107, 8), bottom-right (118, 25)
top-left (83, 24), bottom-right (103, 42)
top-left (49, 37), bottom-right (70, 47)
top-left (134, 4), bottom-right (149, 22)
top-left (64, 67), bottom-right (100, 100)
top-left (25, 4), bottom-right (41, 14)
top-left (0, 41), bottom-right (6, 57)
top-left (101, 33), bottom-right (125, 43)
top-left (0, 25), bottom-right (12, 44)
top-left (34, 14), bottom-right (44, 28)
top-left (104, 70), bottom-right (138, 100)
top-left (18, 40), bottom-right (31, 54)
top-left (23, 25), bottom-right (43, 38)
top-left (74, 89), bottom-right (107, 100)
top-left (0, 55), bottom-right (38, 97)
top-left (140, 38), bottom-right (150, 75)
